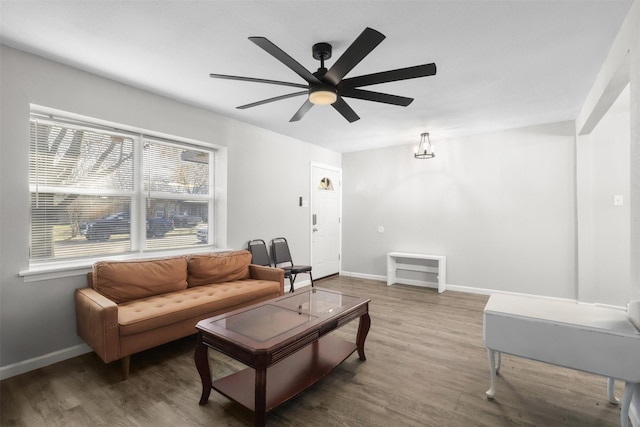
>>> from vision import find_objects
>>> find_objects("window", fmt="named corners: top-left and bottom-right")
top-left (29, 111), bottom-right (215, 263)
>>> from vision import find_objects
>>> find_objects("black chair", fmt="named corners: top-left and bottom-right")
top-left (247, 239), bottom-right (271, 266)
top-left (271, 237), bottom-right (313, 293)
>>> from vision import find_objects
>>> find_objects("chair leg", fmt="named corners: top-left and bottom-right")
top-left (309, 271), bottom-right (314, 287)
top-left (288, 275), bottom-right (295, 293)
top-left (121, 355), bottom-right (130, 380)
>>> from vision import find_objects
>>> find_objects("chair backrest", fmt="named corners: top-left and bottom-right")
top-left (247, 239), bottom-right (271, 266)
top-left (271, 237), bottom-right (293, 267)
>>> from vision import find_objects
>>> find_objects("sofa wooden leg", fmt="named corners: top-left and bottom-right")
top-left (121, 356), bottom-right (130, 380)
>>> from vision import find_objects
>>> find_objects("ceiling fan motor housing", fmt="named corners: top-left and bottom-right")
top-left (312, 42), bottom-right (332, 61)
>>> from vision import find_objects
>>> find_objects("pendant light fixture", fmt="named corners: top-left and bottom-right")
top-left (414, 132), bottom-right (435, 159)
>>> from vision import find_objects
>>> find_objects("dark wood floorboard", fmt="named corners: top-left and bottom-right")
top-left (1, 275), bottom-right (624, 426)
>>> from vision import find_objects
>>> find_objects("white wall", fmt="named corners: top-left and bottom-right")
top-left (577, 85), bottom-right (632, 305)
top-left (0, 45), bottom-right (339, 374)
top-left (342, 122), bottom-right (577, 298)
top-left (576, 0), bottom-right (640, 304)
top-left (226, 120), bottom-right (340, 265)
top-left (574, 1), bottom-right (640, 421)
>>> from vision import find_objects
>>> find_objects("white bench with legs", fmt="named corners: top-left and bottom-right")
top-left (483, 293), bottom-right (640, 427)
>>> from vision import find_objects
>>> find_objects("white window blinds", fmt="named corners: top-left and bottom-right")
top-left (28, 112), bottom-right (213, 263)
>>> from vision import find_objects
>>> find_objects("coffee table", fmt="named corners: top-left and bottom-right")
top-left (194, 287), bottom-right (371, 427)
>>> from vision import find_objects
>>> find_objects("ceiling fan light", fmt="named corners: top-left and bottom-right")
top-left (309, 86), bottom-right (337, 105)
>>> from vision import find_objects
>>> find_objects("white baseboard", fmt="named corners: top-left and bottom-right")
top-left (340, 271), bottom-right (494, 295)
top-left (292, 279), bottom-right (312, 289)
top-left (0, 343), bottom-right (91, 381)
top-left (445, 284), bottom-right (494, 295)
top-left (339, 271), bottom-right (386, 282)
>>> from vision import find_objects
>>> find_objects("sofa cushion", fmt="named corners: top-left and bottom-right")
top-left (117, 279), bottom-right (281, 336)
top-left (92, 257), bottom-right (188, 304)
top-left (187, 250), bottom-right (251, 287)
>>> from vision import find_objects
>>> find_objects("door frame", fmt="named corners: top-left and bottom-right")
top-left (309, 162), bottom-right (343, 279)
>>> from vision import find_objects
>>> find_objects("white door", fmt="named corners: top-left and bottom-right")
top-left (311, 164), bottom-right (341, 279)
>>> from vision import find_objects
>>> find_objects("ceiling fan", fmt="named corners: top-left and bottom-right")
top-left (209, 27), bottom-right (437, 123)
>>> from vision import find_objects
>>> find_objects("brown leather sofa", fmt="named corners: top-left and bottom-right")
top-left (75, 250), bottom-right (284, 379)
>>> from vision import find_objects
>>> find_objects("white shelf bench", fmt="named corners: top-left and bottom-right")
top-left (386, 252), bottom-right (446, 293)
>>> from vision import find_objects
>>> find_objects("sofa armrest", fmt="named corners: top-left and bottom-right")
top-left (75, 287), bottom-right (120, 363)
top-left (249, 264), bottom-right (285, 295)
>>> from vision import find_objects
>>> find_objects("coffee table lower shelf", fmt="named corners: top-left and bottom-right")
top-left (213, 334), bottom-right (357, 413)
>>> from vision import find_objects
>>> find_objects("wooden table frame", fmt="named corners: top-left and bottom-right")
top-left (194, 288), bottom-right (371, 427)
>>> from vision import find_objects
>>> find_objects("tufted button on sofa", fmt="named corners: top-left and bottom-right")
top-left (75, 250), bottom-right (284, 379)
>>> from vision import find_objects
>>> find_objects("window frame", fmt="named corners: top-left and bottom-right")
top-left (21, 106), bottom-right (228, 282)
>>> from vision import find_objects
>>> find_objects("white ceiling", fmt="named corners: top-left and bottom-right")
top-left (0, 1), bottom-right (633, 153)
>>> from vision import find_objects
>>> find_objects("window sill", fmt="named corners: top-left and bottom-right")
top-left (20, 246), bottom-right (231, 283)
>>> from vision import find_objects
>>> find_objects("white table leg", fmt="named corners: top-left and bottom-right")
top-left (608, 377), bottom-right (619, 404)
top-left (486, 348), bottom-right (498, 399)
top-left (620, 382), bottom-right (636, 427)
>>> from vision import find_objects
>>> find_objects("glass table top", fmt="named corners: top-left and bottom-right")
top-left (277, 288), bottom-right (360, 315)
top-left (208, 288), bottom-right (363, 343)
top-left (212, 304), bottom-right (316, 342)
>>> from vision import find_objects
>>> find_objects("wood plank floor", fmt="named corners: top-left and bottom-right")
top-left (1, 275), bottom-right (625, 426)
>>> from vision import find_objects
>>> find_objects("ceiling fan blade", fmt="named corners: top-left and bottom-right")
top-left (237, 91), bottom-right (308, 109)
top-left (290, 99), bottom-right (314, 122)
top-left (323, 27), bottom-right (386, 86)
top-left (209, 73), bottom-right (308, 89)
top-left (331, 97), bottom-right (360, 123)
top-left (340, 88), bottom-right (413, 106)
top-left (249, 37), bottom-right (322, 85)
top-left (341, 63), bottom-right (437, 88)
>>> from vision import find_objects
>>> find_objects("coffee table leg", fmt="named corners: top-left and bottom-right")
top-left (356, 312), bottom-right (371, 361)
top-left (194, 333), bottom-right (212, 405)
top-left (254, 367), bottom-right (267, 427)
